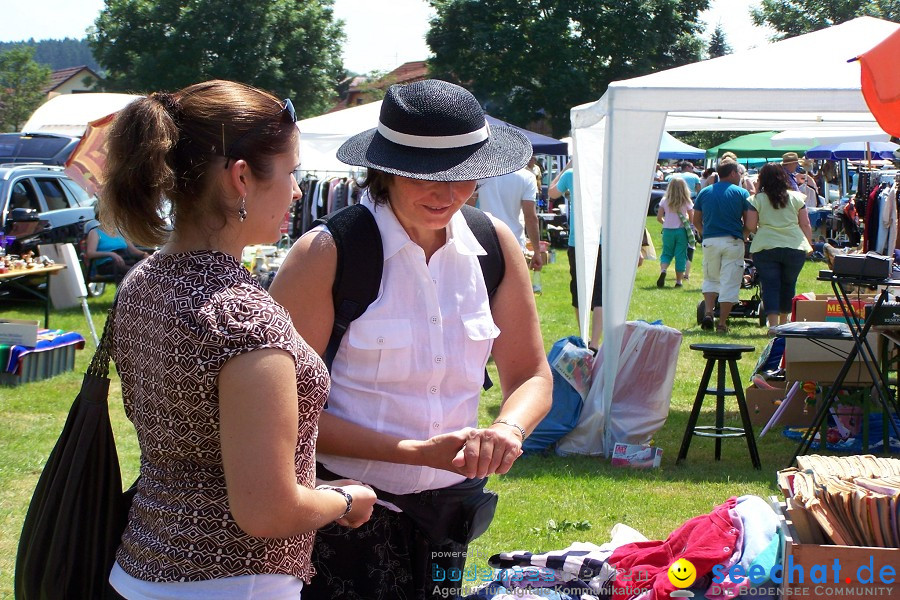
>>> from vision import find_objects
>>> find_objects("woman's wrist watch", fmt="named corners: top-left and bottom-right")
top-left (316, 485), bottom-right (353, 519)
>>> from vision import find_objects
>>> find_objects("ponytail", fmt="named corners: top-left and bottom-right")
top-left (101, 94), bottom-right (178, 246)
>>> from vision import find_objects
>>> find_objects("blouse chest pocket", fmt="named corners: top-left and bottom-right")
top-left (346, 318), bottom-right (413, 382)
top-left (462, 311), bottom-right (500, 384)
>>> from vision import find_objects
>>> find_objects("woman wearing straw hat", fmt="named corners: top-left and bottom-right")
top-left (271, 80), bottom-right (552, 599)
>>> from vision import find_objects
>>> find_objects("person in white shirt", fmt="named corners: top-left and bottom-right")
top-left (270, 80), bottom-right (552, 600)
top-left (477, 166), bottom-right (543, 270)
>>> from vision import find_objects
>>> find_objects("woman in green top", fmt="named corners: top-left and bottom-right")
top-left (748, 163), bottom-right (813, 327)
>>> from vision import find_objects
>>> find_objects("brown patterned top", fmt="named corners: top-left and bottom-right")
top-left (111, 251), bottom-right (329, 583)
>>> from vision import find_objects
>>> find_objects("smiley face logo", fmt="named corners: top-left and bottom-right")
top-left (667, 558), bottom-right (696, 588)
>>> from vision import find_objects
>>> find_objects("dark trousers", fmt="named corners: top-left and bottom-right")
top-left (752, 247), bottom-right (807, 314)
top-left (304, 503), bottom-right (469, 600)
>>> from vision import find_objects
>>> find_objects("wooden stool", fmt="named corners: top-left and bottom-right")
top-left (677, 343), bottom-right (761, 469)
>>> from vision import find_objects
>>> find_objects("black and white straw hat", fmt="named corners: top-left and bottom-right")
top-left (337, 79), bottom-right (532, 181)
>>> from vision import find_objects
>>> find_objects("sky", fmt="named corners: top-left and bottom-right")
top-left (0, 0), bottom-right (773, 74)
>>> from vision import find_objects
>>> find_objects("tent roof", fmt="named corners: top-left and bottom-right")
top-left (22, 93), bottom-right (141, 137)
top-left (484, 115), bottom-right (568, 155)
top-left (658, 132), bottom-right (704, 160)
top-left (573, 17), bottom-right (899, 132)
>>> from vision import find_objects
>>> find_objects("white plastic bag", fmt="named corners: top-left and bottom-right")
top-left (556, 321), bottom-right (681, 457)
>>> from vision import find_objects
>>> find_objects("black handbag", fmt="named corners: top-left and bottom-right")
top-left (15, 303), bottom-right (135, 600)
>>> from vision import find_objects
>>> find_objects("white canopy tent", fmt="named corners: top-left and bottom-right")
top-left (22, 93), bottom-right (141, 137)
top-left (297, 101), bottom-right (383, 172)
top-left (567, 16), bottom-right (899, 455)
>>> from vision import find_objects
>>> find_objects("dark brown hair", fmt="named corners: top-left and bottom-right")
top-left (716, 160), bottom-right (739, 180)
top-left (757, 163), bottom-right (790, 209)
top-left (101, 80), bottom-right (297, 246)
top-left (360, 169), bottom-right (394, 206)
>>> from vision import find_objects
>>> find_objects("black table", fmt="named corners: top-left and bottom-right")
top-left (779, 273), bottom-right (900, 465)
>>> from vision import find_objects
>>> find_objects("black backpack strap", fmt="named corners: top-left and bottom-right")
top-left (460, 205), bottom-right (505, 390)
top-left (460, 204), bottom-right (505, 298)
top-left (314, 204), bottom-right (384, 371)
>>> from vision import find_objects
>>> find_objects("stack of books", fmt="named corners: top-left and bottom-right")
top-left (778, 454), bottom-right (900, 547)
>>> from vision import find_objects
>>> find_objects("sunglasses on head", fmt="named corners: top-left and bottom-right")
top-left (223, 98), bottom-right (296, 166)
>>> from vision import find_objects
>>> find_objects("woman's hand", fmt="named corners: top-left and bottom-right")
top-left (110, 252), bottom-right (127, 268)
top-left (450, 426), bottom-right (523, 479)
top-left (316, 478), bottom-right (377, 528)
top-left (335, 484), bottom-right (377, 528)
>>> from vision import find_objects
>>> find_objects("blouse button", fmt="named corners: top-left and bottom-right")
top-left (430, 316), bottom-right (439, 324)
top-left (435, 355), bottom-right (444, 364)
top-left (433, 422), bottom-right (440, 429)
top-left (377, 336), bottom-right (385, 344)
top-left (723, 547), bottom-right (730, 554)
top-left (430, 386), bottom-right (438, 394)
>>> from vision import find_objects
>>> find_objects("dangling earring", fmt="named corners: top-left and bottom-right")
top-left (238, 196), bottom-right (247, 222)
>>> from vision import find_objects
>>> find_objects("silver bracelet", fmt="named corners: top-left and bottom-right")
top-left (316, 485), bottom-right (352, 519)
top-left (492, 418), bottom-right (526, 441)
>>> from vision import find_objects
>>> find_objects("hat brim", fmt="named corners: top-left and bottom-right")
top-left (336, 124), bottom-right (532, 181)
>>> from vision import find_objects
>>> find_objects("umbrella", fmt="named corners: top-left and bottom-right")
top-left (64, 112), bottom-right (117, 197)
top-left (705, 131), bottom-right (810, 160)
top-left (805, 141), bottom-right (900, 160)
top-left (859, 27), bottom-right (900, 137)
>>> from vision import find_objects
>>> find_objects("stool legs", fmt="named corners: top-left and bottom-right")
top-left (677, 358), bottom-right (715, 464)
top-left (677, 355), bottom-right (762, 470)
top-left (729, 359), bottom-right (762, 470)
top-left (715, 359), bottom-right (726, 461)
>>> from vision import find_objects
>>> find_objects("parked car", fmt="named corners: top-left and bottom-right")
top-left (648, 180), bottom-right (667, 216)
top-left (1, 164), bottom-right (97, 254)
top-left (0, 132), bottom-right (81, 166)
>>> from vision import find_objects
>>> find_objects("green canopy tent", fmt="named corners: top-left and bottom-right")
top-left (705, 131), bottom-right (812, 163)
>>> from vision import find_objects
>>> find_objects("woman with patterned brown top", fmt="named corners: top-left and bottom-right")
top-left (99, 80), bottom-right (375, 599)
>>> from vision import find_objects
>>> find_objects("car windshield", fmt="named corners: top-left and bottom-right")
top-left (0, 134), bottom-right (73, 162)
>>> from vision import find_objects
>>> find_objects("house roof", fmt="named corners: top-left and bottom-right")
top-left (382, 60), bottom-right (428, 85)
top-left (45, 66), bottom-right (100, 93)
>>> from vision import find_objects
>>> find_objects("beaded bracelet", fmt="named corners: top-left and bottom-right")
top-left (316, 485), bottom-right (352, 519)
top-left (492, 418), bottom-right (526, 441)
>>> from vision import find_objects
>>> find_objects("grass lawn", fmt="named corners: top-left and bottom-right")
top-left (0, 217), bottom-right (837, 597)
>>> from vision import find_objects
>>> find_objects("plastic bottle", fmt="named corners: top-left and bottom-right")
top-left (532, 270), bottom-right (542, 295)
top-left (253, 248), bottom-right (268, 276)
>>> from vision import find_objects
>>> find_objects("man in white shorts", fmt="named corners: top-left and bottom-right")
top-left (693, 161), bottom-right (758, 332)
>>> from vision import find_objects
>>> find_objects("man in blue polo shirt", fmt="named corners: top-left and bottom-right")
top-left (693, 160), bottom-right (758, 332)
top-left (666, 161), bottom-right (702, 198)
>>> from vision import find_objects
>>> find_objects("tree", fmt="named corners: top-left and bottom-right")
top-left (751, 0), bottom-right (900, 39)
top-left (0, 46), bottom-right (52, 131)
top-left (89, 0), bottom-right (345, 118)
top-left (708, 23), bottom-right (732, 58)
top-left (426, 0), bottom-right (709, 138)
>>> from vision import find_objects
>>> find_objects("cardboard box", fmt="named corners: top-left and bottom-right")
top-left (825, 298), bottom-right (872, 323)
top-left (771, 498), bottom-right (900, 600)
top-left (610, 443), bottom-right (662, 468)
top-left (0, 319), bottom-right (39, 347)
top-left (794, 299), bottom-right (826, 322)
top-left (784, 332), bottom-right (882, 364)
top-left (785, 360), bottom-right (875, 385)
top-left (745, 384), bottom-right (820, 427)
